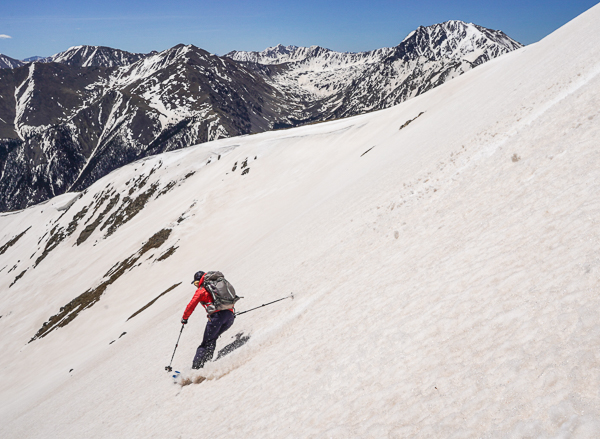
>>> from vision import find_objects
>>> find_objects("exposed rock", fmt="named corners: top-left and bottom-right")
top-left (155, 246), bottom-right (178, 262)
top-left (35, 226), bottom-right (66, 267)
top-left (101, 183), bottom-right (159, 237)
top-left (0, 226), bottom-right (31, 255)
top-left (9, 269), bottom-right (27, 287)
top-left (31, 228), bottom-right (172, 341)
top-left (77, 193), bottom-right (120, 245)
top-left (127, 282), bottom-right (182, 321)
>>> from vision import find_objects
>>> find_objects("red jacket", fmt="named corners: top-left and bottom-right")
top-left (182, 274), bottom-right (234, 319)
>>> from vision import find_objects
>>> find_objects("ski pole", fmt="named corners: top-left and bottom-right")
top-left (235, 293), bottom-right (294, 316)
top-left (165, 324), bottom-right (185, 372)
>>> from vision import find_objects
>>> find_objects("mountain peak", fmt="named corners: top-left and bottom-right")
top-left (399, 20), bottom-right (522, 64)
top-left (0, 53), bottom-right (24, 69)
top-left (43, 45), bottom-right (152, 68)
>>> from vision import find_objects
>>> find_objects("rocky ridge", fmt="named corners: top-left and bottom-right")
top-left (0, 54), bottom-right (24, 69)
top-left (39, 45), bottom-right (155, 68)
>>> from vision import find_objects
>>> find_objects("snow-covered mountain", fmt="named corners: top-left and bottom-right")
top-left (227, 44), bottom-right (396, 101)
top-left (0, 21), bottom-right (520, 212)
top-left (226, 43), bottom-right (394, 65)
top-left (39, 45), bottom-right (154, 67)
top-left (22, 55), bottom-right (44, 63)
top-left (1, 3), bottom-right (600, 438)
top-left (0, 44), bottom-right (303, 211)
top-left (401, 20), bottom-right (522, 64)
top-left (227, 20), bottom-right (522, 107)
top-left (227, 20), bottom-right (519, 67)
top-left (0, 53), bottom-right (24, 69)
top-left (226, 43), bottom-right (308, 64)
top-left (2, 47), bottom-right (150, 70)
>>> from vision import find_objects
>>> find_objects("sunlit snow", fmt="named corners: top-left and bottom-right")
top-left (1, 5), bottom-right (600, 438)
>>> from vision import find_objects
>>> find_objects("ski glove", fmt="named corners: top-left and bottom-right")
top-left (181, 318), bottom-right (188, 325)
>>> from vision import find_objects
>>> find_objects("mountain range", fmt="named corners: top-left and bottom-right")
top-left (1, 3), bottom-right (599, 436)
top-left (0, 46), bottom-right (154, 69)
top-left (0, 20), bottom-right (522, 212)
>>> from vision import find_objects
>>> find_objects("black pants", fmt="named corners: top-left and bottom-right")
top-left (192, 310), bottom-right (235, 369)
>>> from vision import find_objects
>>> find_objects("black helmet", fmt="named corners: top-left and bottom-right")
top-left (192, 271), bottom-right (205, 284)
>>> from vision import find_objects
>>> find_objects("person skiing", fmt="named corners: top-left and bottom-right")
top-left (181, 271), bottom-right (236, 369)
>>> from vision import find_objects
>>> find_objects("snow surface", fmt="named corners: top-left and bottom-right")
top-left (1, 4), bottom-right (600, 438)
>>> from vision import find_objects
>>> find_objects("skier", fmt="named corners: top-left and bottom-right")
top-left (181, 271), bottom-right (236, 369)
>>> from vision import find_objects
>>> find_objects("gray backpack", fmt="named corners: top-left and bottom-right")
top-left (202, 271), bottom-right (241, 314)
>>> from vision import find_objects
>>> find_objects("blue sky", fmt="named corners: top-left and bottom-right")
top-left (0, 0), bottom-right (598, 59)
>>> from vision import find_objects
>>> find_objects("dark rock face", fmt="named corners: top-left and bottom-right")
top-left (0, 22), bottom-right (522, 212)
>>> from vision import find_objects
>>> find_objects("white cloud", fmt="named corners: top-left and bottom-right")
top-left (0, 34), bottom-right (12, 39)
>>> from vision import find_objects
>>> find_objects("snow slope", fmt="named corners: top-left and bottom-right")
top-left (1, 4), bottom-right (600, 438)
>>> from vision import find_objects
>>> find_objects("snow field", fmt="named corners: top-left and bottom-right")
top-left (1, 3), bottom-right (600, 438)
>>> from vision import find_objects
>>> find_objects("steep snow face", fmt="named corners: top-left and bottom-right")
top-left (13, 63), bottom-right (37, 137)
top-left (1, 4), bottom-right (600, 438)
top-left (41, 45), bottom-right (152, 68)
